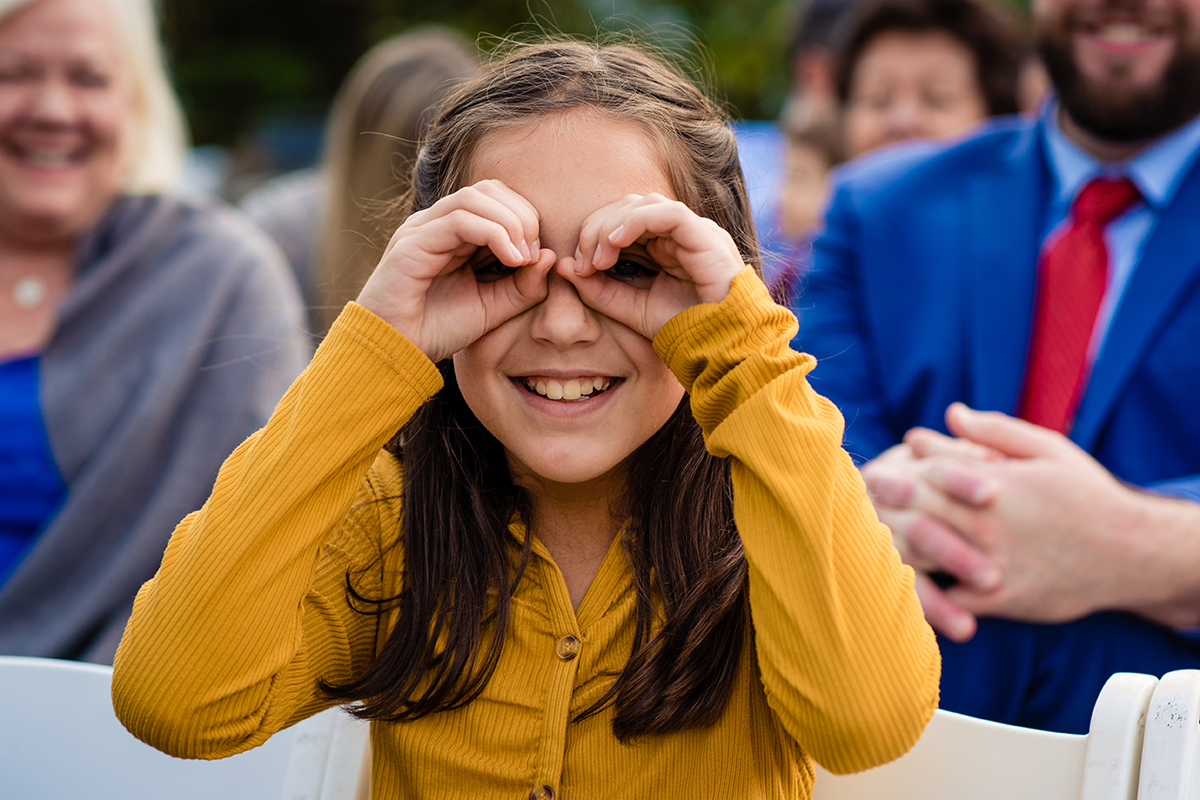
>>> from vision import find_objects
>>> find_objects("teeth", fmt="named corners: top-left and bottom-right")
top-left (27, 150), bottom-right (71, 167)
top-left (1100, 23), bottom-right (1148, 43)
top-left (524, 376), bottom-right (613, 401)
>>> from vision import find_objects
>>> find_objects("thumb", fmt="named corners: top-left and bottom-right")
top-left (944, 403), bottom-right (1061, 459)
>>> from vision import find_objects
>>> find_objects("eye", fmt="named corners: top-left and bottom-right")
top-left (471, 256), bottom-right (519, 284)
top-left (0, 62), bottom-right (36, 84)
top-left (606, 255), bottom-right (659, 288)
top-left (69, 66), bottom-right (109, 89)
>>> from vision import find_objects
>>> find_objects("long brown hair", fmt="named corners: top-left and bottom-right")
top-left (322, 38), bottom-right (759, 741)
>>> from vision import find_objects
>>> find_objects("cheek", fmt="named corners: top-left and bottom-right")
top-left (633, 356), bottom-right (687, 433)
top-left (933, 96), bottom-right (987, 134)
top-left (0, 88), bottom-right (26, 127)
top-left (452, 338), bottom-right (505, 425)
top-left (90, 92), bottom-right (135, 155)
top-left (843, 107), bottom-right (882, 155)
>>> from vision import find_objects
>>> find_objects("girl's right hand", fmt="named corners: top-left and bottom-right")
top-left (356, 180), bottom-right (555, 362)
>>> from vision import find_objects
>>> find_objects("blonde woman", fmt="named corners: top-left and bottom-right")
top-left (0, 0), bottom-right (308, 662)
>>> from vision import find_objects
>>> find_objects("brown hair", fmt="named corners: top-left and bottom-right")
top-left (834, 0), bottom-right (1026, 117)
top-left (315, 27), bottom-right (479, 334)
top-left (322, 38), bottom-right (757, 741)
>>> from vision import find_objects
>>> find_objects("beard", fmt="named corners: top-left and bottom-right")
top-left (1036, 7), bottom-right (1200, 141)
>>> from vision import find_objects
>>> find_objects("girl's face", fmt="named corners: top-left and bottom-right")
top-left (453, 110), bottom-right (687, 488)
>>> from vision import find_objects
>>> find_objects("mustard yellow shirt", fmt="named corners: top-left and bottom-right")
top-left (113, 269), bottom-right (939, 799)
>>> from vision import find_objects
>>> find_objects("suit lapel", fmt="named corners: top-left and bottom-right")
top-left (967, 124), bottom-right (1050, 415)
top-left (1072, 163), bottom-right (1200, 450)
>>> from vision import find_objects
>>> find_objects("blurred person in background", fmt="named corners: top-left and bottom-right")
top-left (0, 0), bottom-right (307, 662)
top-left (242, 27), bottom-right (478, 335)
top-left (768, 0), bottom-right (1024, 299)
top-left (787, 0), bottom-right (857, 125)
top-left (779, 112), bottom-right (843, 243)
top-left (836, 0), bottom-right (1026, 159)
top-left (769, 111), bottom-right (842, 303)
top-left (744, 0), bottom-right (854, 280)
top-left (797, 0), bottom-right (1200, 734)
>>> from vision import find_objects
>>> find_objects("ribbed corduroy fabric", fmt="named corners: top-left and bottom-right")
top-left (113, 268), bottom-right (939, 799)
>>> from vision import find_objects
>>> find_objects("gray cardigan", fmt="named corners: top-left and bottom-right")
top-left (0, 194), bottom-right (310, 662)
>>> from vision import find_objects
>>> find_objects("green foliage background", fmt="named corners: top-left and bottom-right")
top-left (160, 0), bottom-right (800, 148)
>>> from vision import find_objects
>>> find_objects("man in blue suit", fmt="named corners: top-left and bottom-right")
top-left (796, 0), bottom-right (1200, 733)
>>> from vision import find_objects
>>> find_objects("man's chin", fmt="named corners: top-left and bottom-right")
top-left (1041, 50), bottom-right (1200, 141)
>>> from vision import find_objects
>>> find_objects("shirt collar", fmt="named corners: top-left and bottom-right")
top-left (1041, 99), bottom-right (1200, 210)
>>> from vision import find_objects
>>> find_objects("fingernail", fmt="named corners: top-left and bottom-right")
top-left (508, 243), bottom-right (524, 263)
top-left (950, 618), bottom-right (974, 642)
top-left (969, 481), bottom-right (994, 504)
top-left (972, 565), bottom-right (1000, 590)
top-left (608, 224), bottom-right (625, 244)
top-left (593, 243), bottom-right (603, 264)
top-left (574, 246), bottom-right (583, 264)
top-left (532, 238), bottom-right (540, 256)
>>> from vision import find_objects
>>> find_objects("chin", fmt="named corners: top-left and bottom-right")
top-left (506, 446), bottom-right (628, 488)
top-left (0, 192), bottom-right (103, 244)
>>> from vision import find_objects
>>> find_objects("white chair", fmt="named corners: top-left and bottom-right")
top-left (812, 671), bottom-right (1159, 800)
top-left (0, 655), bottom-right (370, 800)
top-left (1136, 669), bottom-right (1200, 800)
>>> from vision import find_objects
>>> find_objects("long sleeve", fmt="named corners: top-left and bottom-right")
top-left (112, 303), bottom-right (443, 759)
top-left (655, 268), bottom-right (939, 774)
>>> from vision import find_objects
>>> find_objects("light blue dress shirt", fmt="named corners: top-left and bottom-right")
top-left (1041, 103), bottom-right (1200, 366)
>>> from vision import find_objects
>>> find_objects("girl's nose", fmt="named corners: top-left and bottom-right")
top-left (528, 268), bottom-right (601, 348)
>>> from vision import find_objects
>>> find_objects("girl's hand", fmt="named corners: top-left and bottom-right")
top-left (356, 180), bottom-right (556, 362)
top-left (560, 193), bottom-right (745, 340)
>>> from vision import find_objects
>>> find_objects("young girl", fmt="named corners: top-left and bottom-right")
top-left (112, 40), bottom-right (938, 798)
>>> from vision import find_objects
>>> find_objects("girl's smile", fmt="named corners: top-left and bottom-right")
top-left (453, 109), bottom-right (686, 486)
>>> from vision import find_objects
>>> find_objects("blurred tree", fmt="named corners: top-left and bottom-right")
top-left (159, 0), bottom-right (796, 149)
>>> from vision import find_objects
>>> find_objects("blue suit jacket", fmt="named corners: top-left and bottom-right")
top-left (794, 114), bottom-right (1200, 733)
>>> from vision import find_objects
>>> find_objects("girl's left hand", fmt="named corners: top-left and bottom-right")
top-left (560, 193), bottom-right (745, 340)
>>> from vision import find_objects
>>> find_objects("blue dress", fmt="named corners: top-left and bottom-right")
top-left (0, 355), bottom-right (66, 585)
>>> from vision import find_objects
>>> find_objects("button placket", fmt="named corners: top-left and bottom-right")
top-left (530, 786), bottom-right (556, 800)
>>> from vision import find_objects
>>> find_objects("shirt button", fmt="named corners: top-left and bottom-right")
top-left (556, 634), bottom-right (580, 661)
top-left (530, 786), bottom-right (555, 800)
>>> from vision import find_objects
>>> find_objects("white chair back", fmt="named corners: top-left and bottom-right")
top-left (0, 655), bottom-right (369, 800)
top-left (1137, 669), bottom-right (1200, 800)
top-left (812, 672), bottom-right (1159, 800)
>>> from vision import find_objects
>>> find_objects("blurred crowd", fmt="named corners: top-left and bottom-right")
top-left (3, 0), bottom-right (1200, 743)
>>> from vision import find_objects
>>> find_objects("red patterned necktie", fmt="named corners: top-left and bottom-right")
top-left (1019, 176), bottom-right (1140, 434)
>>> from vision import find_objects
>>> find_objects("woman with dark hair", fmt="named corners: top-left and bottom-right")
top-left (835, 0), bottom-right (1027, 158)
top-left (113, 38), bottom-right (938, 797)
